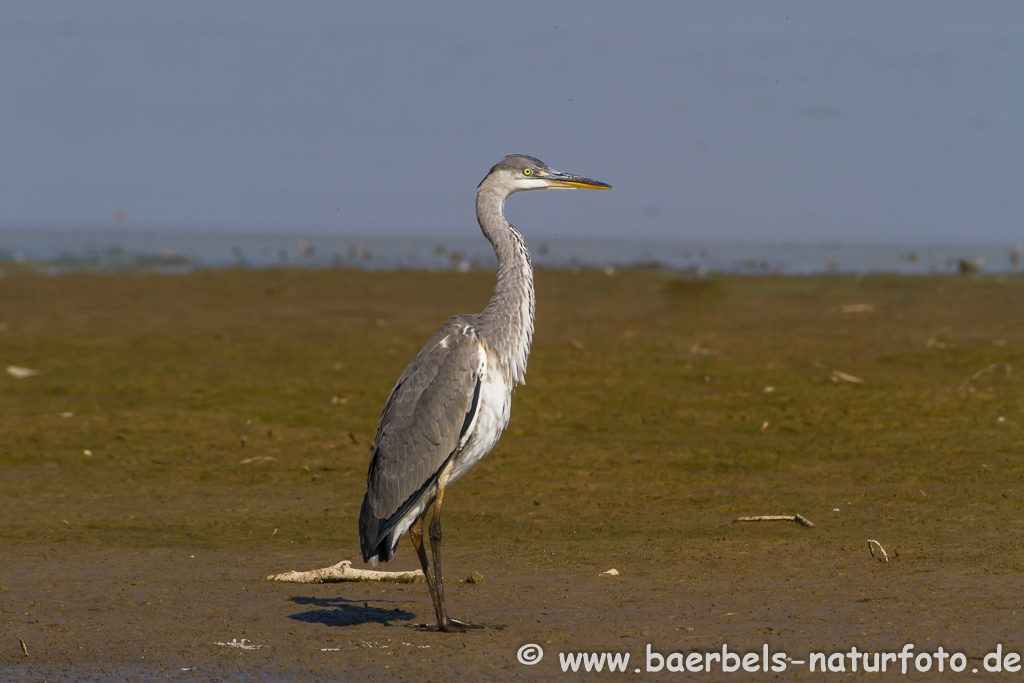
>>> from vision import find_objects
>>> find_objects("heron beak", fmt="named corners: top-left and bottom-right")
top-left (540, 169), bottom-right (613, 190)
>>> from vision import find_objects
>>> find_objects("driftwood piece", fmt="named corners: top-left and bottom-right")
top-left (867, 539), bottom-right (889, 562)
top-left (814, 362), bottom-right (863, 385)
top-left (266, 559), bottom-right (424, 584)
top-left (734, 514), bottom-right (815, 528)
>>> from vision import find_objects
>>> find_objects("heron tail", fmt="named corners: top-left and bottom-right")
top-left (359, 493), bottom-right (397, 565)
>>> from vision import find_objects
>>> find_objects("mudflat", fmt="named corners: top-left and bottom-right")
top-left (1, 268), bottom-right (1022, 681)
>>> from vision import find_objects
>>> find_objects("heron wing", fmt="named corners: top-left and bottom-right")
top-left (360, 317), bottom-right (483, 557)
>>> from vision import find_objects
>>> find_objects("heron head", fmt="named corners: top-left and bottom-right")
top-left (480, 155), bottom-right (612, 194)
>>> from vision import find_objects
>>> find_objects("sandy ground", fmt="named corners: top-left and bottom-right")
top-left (1, 268), bottom-right (1023, 681)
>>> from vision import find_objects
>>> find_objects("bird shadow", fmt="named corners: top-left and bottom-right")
top-left (287, 595), bottom-right (416, 627)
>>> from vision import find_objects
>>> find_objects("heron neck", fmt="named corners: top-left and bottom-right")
top-left (476, 184), bottom-right (535, 386)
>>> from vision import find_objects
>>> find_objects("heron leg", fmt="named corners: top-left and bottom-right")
top-left (428, 479), bottom-right (484, 632)
top-left (409, 514), bottom-right (447, 629)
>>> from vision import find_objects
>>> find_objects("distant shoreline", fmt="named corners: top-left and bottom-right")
top-left (1, 228), bottom-right (1022, 276)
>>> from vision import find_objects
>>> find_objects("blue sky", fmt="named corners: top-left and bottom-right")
top-left (1, 1), bottom-right (1022, 244)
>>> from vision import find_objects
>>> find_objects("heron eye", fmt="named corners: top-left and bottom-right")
top-left (523, 168), bottom-right (533, 176)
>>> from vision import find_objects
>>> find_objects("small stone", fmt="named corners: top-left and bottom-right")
top-left (466, 571), bottom-right (484, 584)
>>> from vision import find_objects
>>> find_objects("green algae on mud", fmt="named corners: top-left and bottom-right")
top-left (1, 268), bottom-right (1023, 680)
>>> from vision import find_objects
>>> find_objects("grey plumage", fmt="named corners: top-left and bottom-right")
top-left (357, 154), bottom-right (610, 631)
top-left (360, 318), bottom-right (482, 563)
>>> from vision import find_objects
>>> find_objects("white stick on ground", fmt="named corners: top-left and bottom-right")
top-left (814, 362), bottom-right (863, 385)
top-left (734, 514), bottom-right (814, 528)
top-left (266, 559), bottom-right (424, 584)
top-left (867, 539), bottom-right (889, 562)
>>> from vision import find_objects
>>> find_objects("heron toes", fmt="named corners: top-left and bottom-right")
top-left (441, 617), bottom-right (503, 632)
top-left (412, 617), bottom-right (501, 632)
top-left (438, 620), bottom-right (469, 633)
top-left (447, 617), bottom-right (485, 630)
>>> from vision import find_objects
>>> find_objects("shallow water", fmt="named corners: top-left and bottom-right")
top-left (2, 228), bottom-right (1022, 276)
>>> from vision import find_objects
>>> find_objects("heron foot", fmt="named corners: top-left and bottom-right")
top-left (439, 617), bottom-right (503, 632)
top-left (411, 617), bottom-right (505, 632)
top-left (447, 617), bottom-right (485, 630)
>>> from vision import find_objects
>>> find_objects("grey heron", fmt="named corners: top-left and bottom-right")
top-left (359, 155), bottom-right (611, 632)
